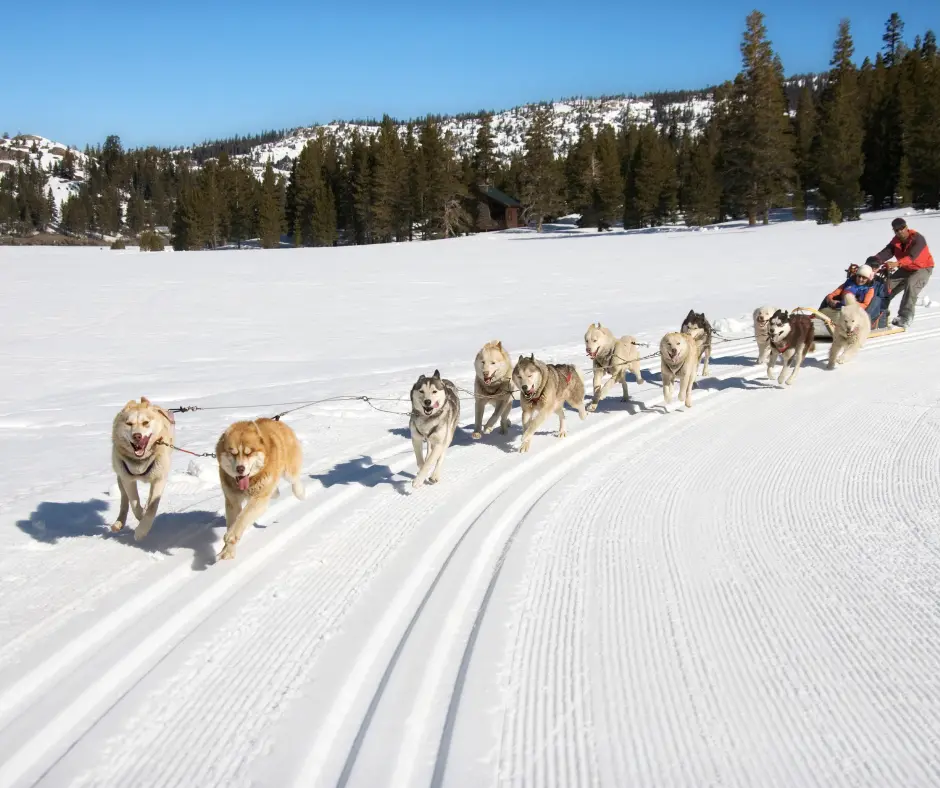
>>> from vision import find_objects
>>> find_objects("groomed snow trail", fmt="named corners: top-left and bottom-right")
top-left (3, 212), bottom-right (940, 787)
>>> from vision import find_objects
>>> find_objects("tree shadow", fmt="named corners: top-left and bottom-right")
top-left (16, 500), bottom-right (222, 571)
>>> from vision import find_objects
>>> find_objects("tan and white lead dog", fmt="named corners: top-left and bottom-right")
top-left (753, 305), bottom-right (779, 368)
top-left (659, 332), bottom-right (699, 408)
top-left (472, 340), bottom-right (514, 439)
top-left (512, 354), bottom-right (586, 453)
top-left (583, 322), bottom-right (643, 411)
top-left (110, 396), bottom-right (176, 540)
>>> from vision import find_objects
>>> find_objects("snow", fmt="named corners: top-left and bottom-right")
top-left (244, 94), bottom-right (713, 175)
top-left (2, 208), bottom-right (940, 787)
top-left (0, 135), bottom-right (85, 211)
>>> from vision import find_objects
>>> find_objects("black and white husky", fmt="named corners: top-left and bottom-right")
top-left (680, 309), bottom-right (713, 376)
top-left (409, 370), bottom-right (460, 489)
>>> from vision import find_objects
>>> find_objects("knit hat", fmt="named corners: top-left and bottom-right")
top-left (892, 217), bottom-right (907, 231)
top-left (856, 264), bottom-right (874, 281)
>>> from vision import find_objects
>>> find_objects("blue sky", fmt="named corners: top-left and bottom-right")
top-left (2, 0), bottom-right (936, 150)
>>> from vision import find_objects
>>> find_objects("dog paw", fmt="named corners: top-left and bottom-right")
top-left (292, 482), bottom-right (306, 500)
top-left (557, 430), bottom-right (567, 439)
top-left (499, 424), bottom-right (509, 434)
top-left (587, 403), bottom-right (598, 412)
top-left (110, 521), bottom-right (125, 532)
top-left (131, 506), bottom-right (145, 521)
top-left (472, 431), bottom-right (482, 440)
top-left (412, 477), bottom-right (425, 489)
top-left (217, 545), bottom-right (236, 561)
top-left (428, 474), bottom-right (440, 484)
top-left (134, 522), bottom-right (153, 542)
top-left (518, 441), bottom-right (531, 453)
top-left (837, 358), bottom-right (845, 365)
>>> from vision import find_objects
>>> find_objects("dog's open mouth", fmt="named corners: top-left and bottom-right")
top-left (236, 474), bottom-right (251, 491)
top-left (483, 374), bottom-right (494, 384)
top-left (423, 403), bottom-right (436, 415)
top-left (586, 349), bottom-right (596, 358)
top-left (131, 434), bottom-right (150, 457)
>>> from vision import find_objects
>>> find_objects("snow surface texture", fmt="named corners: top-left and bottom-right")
top-left (1, 209), bottom-right (940, 787)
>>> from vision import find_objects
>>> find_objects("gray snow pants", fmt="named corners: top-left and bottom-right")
top-left (887, 267), bottom-right (933, 323)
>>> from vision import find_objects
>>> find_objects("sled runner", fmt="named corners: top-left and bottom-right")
top-left (792, 306), bottom-right (906, 343)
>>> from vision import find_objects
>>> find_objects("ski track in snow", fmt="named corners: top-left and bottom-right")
top-left (3, 213), bottom-right (940, 787)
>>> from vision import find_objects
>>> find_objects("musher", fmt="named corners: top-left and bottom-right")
top-left (869, 217), bottom-right (934, 328)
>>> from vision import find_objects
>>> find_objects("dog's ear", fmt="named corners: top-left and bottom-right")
top-left (122, 399), bottom-right (138, 411)
top-left (153, 405), bottom-right (175, 425)
top-left (140, 396), bottom-right (151, 405)
top-left (432, 369), bottom-right (441, 379)
top-left (495, 340), bottom-right (502, 350)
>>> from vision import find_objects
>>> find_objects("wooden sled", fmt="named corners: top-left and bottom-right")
top-left (792, 306), bottom-right (906, 343)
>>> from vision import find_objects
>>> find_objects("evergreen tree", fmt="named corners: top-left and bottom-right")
top-left (371, 116), bottom-right (407, 242)
top-left (924, 30), bottom-right (937, 59)
top-left (520, 105), bottom-right (562, 231)
top-left (60, 149), bottom-right (77, 180)
top-left (564, 124), bottom-right (595, 216)
top-left (793, 84), bottom-right (816, 218)
top-left (471, 113), bottom-right (496, 187)
top-left (682, 133), bottom-right (720, 226)
top-left (45, 189), bottom-right (57, 230)
top-left (593, 125), bottom-right (622, 223)
top-left (257, 161), bottom-right (282, 249)
top-left (171, 179), bottom-right (205, 250)
top-left (726, 11), bottom-right (793, 224)
top-left (625, 124), bottom-right (676, 227)
top-left (907, 49), bottom-right (940, 207)
top-left (419, 119), bottom-right (467, 238)
top-left (816, 19), bottom-right (865, 220)
top-left (883, 13), bottom-right (906, 67)
top-left (402, 123), bottom-right (420, 240)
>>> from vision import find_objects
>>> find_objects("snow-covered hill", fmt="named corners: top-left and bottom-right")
top-left (2, 209), bottom-right (940, 787)
top-left (241, 94), bottom-right (714, 175)
top-left (0, 134), bottom-right (85, 210)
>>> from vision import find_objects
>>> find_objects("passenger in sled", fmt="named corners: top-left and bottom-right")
top-left (819, 263), bottom-right (888, 328)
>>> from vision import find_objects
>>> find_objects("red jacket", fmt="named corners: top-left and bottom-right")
top-left (873, 229), bottom-right (934, 272)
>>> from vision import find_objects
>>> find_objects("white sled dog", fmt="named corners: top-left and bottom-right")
top-left (512, 354), bottom-right (587, 453)
top-left (583, 322), bottom-right (643, 411)
top-left (659, 332), bottom-right (699, 409)
top-left (216, 418), bottom-right (305, 561)
top-left (410, 370), bottom-right (461, 488)
top-left (828, 292), bottom-right (871, 369)
top-left (472, 340), bottom-right (514, 439)
top-left (753, 305), bottom-right (780, 368)
top-left (110, 397), bottom-right (176, 540)
top-left (766, 310), bottom-right (816, 386)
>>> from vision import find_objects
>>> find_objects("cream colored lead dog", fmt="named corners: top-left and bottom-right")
top-left (110, 396), bottom-right (176, 540)
top-left (583, 322), bottom-right (643, 411)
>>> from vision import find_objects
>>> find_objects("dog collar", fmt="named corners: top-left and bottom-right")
top-left (122, 457), bottom-right (156, 478)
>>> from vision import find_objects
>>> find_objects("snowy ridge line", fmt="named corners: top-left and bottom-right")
top-left (293, 327), bottom-right (937, 788)
top-left (0, 438), bottom-right (418, 780)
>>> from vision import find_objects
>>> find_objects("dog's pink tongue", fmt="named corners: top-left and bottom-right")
top-left (237, 476), bottom-right (250, 491)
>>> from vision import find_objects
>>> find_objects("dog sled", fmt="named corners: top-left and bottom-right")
top-left (791, 306), bottom-right (906, 343)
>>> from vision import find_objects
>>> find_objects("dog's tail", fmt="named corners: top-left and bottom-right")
top-left (843, 292), bottom-right (858, 307)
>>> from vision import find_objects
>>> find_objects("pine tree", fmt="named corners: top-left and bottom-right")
top-left (471, 113), bottom-right (496, 187)
top-left (371, 116), bottom-right (407, 242)
top-left (924, 30), bottom-right (938, 59)
top-left (793, 84), bottom-right (816, 218)
top-left (45, 189), bottom-right (57, 230)
top-left (625, 124), bottom-right (676, 227)
top-left (724, 12), bottom-right (793, 224)
top-left (907, 50), bottom-right (940, 207)
top-left (520, 105), bottom-right (562, 231)
top-left (419, 119), bottom-right (467, 238)
top-left (126, 190), bottom-right (145, 234)
top-left (402, 123), bottom-right (420, 240)
top-left (60, 149), bottom-right (76, 180)
top-left (257, 161), bottom-right (282, 249)
top-left (883, 13), bottom-right (906, 67)
top-left (816, 19), bottom-right (865, 221)
top-left (682, 134), bottom-right (720, 226)
top-left (564, 124), bottom-right (595, 216)
top-left (593, 125), bottom-right (622, 223)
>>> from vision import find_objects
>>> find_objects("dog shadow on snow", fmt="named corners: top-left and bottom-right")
top-left (15, 500), bottom-right (221, 571)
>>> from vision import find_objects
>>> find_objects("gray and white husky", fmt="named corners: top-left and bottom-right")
top-left (409, 369), bottom-right (461, 488)
top-left (512, 354), bottom-right (587, 453)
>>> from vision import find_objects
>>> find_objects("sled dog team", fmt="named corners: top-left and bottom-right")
top-left (111, 302), bottom-right (854, 562)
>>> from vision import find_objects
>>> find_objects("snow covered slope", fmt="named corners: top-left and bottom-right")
top-left (1, 209), bottom-right (939, 787)
top-left (244, 94), bottom-right (712, 172)
top-left (0, 134), bottom-right (85, 210)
